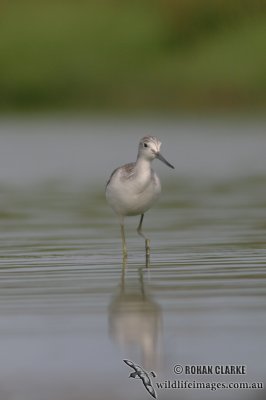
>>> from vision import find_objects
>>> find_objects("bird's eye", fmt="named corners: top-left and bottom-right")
top-left (143, 143), bottom-right (148, 148)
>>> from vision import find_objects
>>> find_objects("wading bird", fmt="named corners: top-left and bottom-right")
top-left (106, 136), bottom-right (174, 261)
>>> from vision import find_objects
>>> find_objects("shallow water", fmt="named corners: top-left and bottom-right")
top-left (0, 117), bottom-right (265, 400)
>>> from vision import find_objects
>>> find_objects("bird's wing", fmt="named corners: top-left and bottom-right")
top-left (123, 359), bottom-right (146, 374)
top-left (123, 359), bottom-right (138, 372)
top-left (124, 360), bottom-right (157, 398)
top-left (105, 166), bottom-right (120, 189)
top-left (143, 382), bottom-right (157, 399)
top-left (142, 374), bottom-right (152, 385)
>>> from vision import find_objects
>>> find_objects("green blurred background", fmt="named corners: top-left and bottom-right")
top-left (0, 0), bottom-right (265, 114)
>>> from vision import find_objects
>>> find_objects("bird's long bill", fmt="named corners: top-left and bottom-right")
top-left (156, 152), bottom-right (174, 169)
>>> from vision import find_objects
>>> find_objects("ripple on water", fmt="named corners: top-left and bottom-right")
top-left (0, 138), bottom-right (266, 399)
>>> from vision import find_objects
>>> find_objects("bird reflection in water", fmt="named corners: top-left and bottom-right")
top-left (108, 265), bottom-right (161, 370)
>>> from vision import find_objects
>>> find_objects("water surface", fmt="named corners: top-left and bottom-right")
top-left (0, 117), bottom-right (265, 400)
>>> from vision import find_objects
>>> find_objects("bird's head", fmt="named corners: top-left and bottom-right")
top-left (138, 136), bottom-right (174, 169)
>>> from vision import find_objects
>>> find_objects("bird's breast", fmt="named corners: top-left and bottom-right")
top-left (106, 167), bottom-right (161, 216)
top-left (127, 169), bottom-right (160, 196)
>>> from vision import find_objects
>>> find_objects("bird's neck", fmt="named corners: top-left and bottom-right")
top-left (132, 157), bottom-right (154, 193)
top-left (135, 156), bottom-right (152, 175)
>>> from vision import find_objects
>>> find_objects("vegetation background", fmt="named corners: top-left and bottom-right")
top-left (0, 0), bottom-right (265, 113)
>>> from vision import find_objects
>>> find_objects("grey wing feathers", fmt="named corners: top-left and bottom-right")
top-left (123, 359), bottom-right (143, 372)
top-left (105, 166), bottom-right (119, 189)
top-left (124, 359), bottom-right (134, 367)
top-left (124, 359), bottom-right (157, 399)
top-left (145, 384), bottom-right (157, 398)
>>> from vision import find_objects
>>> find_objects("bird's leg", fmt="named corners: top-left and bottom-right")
top-left (137, 214), bottom-right (150, 262)
top-left (120, 223), bottom-right (127, 259)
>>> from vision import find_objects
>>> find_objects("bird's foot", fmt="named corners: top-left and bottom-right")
top-left (145, 239), bottom-right (150, 267)
top-left (122, 249), bottom-right (127, 258)
top-left (145, 239), bottom-right (150, 255)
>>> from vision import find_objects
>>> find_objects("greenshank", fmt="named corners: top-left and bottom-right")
top-left (106, 136), bottom-right (174, 260)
